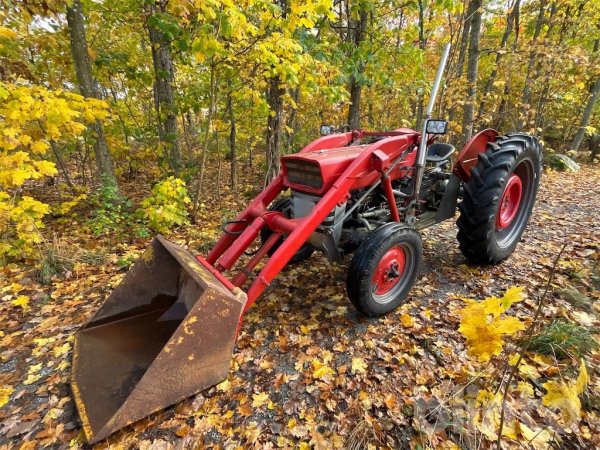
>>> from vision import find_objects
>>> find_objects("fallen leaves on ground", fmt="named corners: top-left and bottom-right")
top-left (0, 166), bottom-right (599, 449)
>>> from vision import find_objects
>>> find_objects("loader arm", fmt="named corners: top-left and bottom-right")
top-left (245, 136), bottom-right (417, 309)
top-left (202, 133), bottom-right (418, 311)
top-left (205, 132), bottom-right (355, 266)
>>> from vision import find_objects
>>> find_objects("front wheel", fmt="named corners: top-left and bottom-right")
top-left (346, 224), bottom-right (422, 316)
top-left (457, 133), bottom-right (542, 263)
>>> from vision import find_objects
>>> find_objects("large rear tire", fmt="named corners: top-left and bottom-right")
top-left (346, 224), bottom-right (422, 317)
top-left (457, 133), bottom-right (542, 264)
top-left (260, 198), bottom-right (314, 264)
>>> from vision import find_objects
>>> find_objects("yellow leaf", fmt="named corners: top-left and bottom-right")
top-left (251, 391), bottom-right (269, 408)
top-left (351, 357), bottom-right (367, 374)
top-left (475, 389), bottom-right (499, 407)
top-left (33, 160), bottom-right (57, 177)
top-left (501, 286), bottom-right (525, 308)
top-left (542, 360), bottom-right (588, 425)
top-left (516, 422), bottom-right (556, 449)
top-left (0, 385), bottom-right (14, 408)
top-left (33, 337), bottom-right (55, 347)
top-left (0, 26), bottom-right (17, 39)
top-left (30, 140), bottom-right (50, 154)
top-left (458, 289), bottom-right (526, 362)
top-left (217, 379), bottom-right (231, 392)
top-left (23, 374), bottom-right (41, 385)
top-left (12, 295), bottom-right (29, 309)
top-left (481, 296), bottom-right (504, 317)
top-left (53, 342), bottom-right (71, 358)
top-left (542, 381), bottom-right (580, 424)
top-left (312, 359), bottom-right (334, 380)
top-left (576, 359), bottom-right (589, 395)
top-left (516, 381), bottom-right (534, 397)
top-left (358, 390), bottom-right (371, 408)
top-left (400, 313), bottom-right (415, 327)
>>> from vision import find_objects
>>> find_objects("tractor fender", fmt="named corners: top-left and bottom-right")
top-left (453, 129), bottom-right (499, 182)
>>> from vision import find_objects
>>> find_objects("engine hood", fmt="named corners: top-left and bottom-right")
top-left (281, 145), bottom-right (369, 194)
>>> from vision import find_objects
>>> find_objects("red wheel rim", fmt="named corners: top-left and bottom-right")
top-left (371, 246), bottom-right (406, 295)
top-left (496, 174), bottom-right (523, 230)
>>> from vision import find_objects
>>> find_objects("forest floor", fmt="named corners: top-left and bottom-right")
top-left (0, 165), bottom-right (599, 450)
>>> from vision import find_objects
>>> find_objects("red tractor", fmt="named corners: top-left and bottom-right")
top-left (71, 45), bottom-right (542, 443)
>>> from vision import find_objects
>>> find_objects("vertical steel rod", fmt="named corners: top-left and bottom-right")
top-left (412, 43), bottom-right (452, 206)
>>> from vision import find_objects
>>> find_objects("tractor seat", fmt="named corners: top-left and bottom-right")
top-left (426, 143), bottom-right (455, 163)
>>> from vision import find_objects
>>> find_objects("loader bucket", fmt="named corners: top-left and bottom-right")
top-left (71, 236), bottom-right (246, 444)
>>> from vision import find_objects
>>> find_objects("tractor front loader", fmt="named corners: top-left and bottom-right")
top-left (72, 44), bottom-right (542, 443)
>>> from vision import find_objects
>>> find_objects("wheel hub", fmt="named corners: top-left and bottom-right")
top-left (372, 246), bottom-right (406, 295)
top-left (496, 174), bottom-right (523, 230)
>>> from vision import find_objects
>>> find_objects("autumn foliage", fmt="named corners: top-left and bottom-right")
top-left (0, 0), bottom-right (599, 448)
top-left (0, 82), bottom-right (107, 258)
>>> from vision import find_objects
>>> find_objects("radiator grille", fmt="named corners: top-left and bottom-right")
top-left (284, 160), bottom-right (323, 189)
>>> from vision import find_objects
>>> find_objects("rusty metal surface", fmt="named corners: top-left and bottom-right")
top-left (71, 236), bottom-right (246, 444)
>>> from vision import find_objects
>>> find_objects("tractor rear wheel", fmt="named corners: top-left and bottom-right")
top-left (260, 198), bottom-right (314, 264)
top-left (346, 224), bottom-right (422, 316)
top-left (457, 133), bottom-right (542, 264)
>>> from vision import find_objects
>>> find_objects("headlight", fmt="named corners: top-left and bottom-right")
top-left (426, 119), bottom-right (448, 134)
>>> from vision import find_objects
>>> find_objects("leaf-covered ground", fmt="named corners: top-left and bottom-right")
top-left (1, 167), bottom-right (599, 449)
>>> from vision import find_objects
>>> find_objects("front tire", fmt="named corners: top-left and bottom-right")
top-left (346, 224), bottom-right (422, 316)
top-left (457, 133), bottom-right (542, 264)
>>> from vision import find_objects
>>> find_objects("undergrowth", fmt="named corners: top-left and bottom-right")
top-left (36, 237), bottom-right (74, 284)
top-left (530, 319), bottom-right (599, 359)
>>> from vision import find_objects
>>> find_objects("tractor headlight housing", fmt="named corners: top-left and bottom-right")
top-left (426, 119), bottom-right (448, 135)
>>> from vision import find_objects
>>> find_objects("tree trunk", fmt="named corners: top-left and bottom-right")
top-left (227, 87), bottom-right (237, 190)
top-left (347, 76), bottom-right (362, 129)
top-left (285, 87), bottom-right (300, 154)
top-left (461, 0), bottom-right (482, 144)
top-left (264, 0), bottom-right (288, 185)
top-left (191, 61), bottom-right (216, 218)
top-left (181, 112), bottom-right (193, 160)
top-left (518, 0), bottom-right (546, 130)
top-left (477, 0), bottom-right (520, 122)
top-left (534, 3), bottom-right (568, 131)
top-left (265, 77), bottom-right (284, 184)
top-left (495, 0), bottom-right (522, 129)
top-left (455, 0), bottom-right (473, 78)
top-left (415, 0), bottom-right (427, 128)
top-left (66, 0), bottom-right (117, 187)
top-left (146, 1), bottom-right (181, 173)
top-left (589, 134), bottom-right (600, 160)
top-left (448, 0), bottom-right (473, 126)
top-left (347, 5), bottom-right (369, 129)
top-left (571, 77), bottom-right (600, 151)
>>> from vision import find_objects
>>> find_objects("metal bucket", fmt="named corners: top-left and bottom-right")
top-left (71, 236), bottom-right (246, 443)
